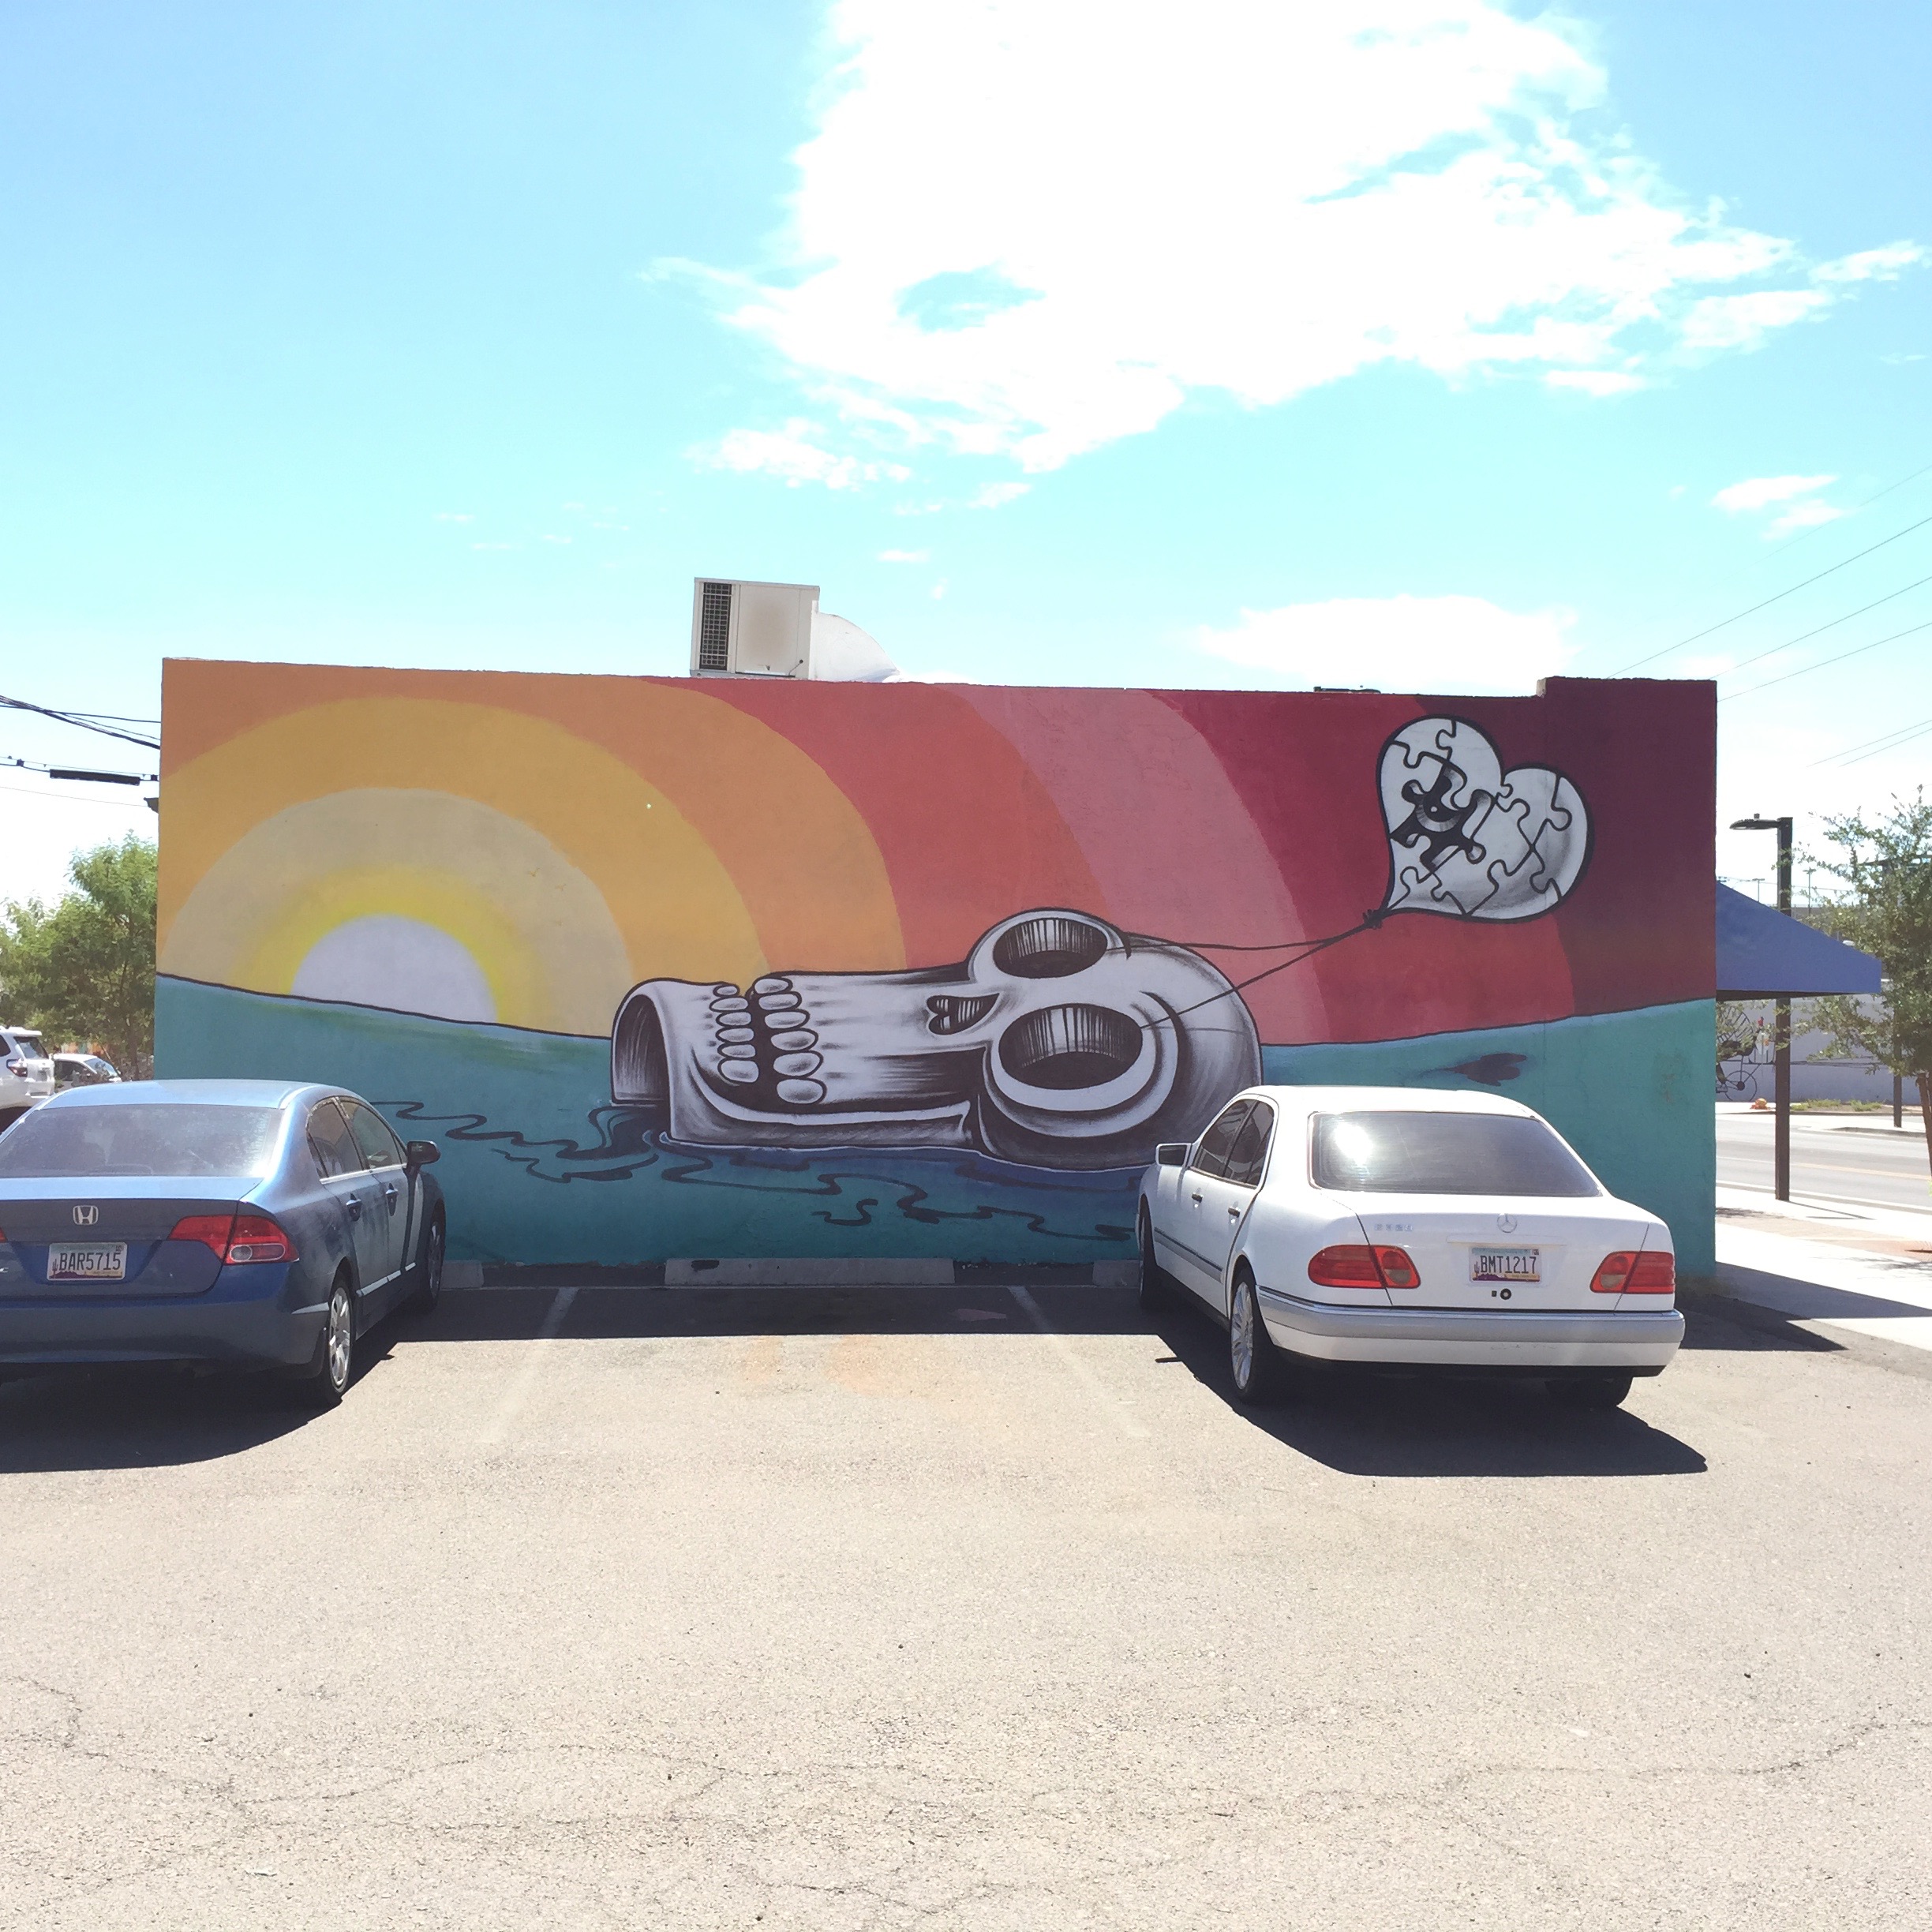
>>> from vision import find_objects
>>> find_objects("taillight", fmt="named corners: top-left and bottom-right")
top-left (1626, 1250), bottom-right (1675, 1293)
top-left (170, 1215), bottom-right (234, 1257)
top-left (1374, 1246), bottom-right (1420, 1289)
top-left (1308, 1244), bottom-right (1419, 1290)
top-left (169, 1212), bottom-right (297, 1264)
top-left (1592, 1249), bottom-right (1674, 1294)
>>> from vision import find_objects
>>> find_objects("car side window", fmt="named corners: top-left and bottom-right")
top-left (1223, 1102), bottom-right (1275, 1188)
top-left (308, 1099), bottom-right (365, 1180)
top-left (1191, 1100), bottom-right (1252, 1179)
top-left (346, 1101), bottom-right (406, 1171)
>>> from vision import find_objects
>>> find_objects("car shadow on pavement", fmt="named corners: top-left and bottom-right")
top-left (422, 1280), bottom-right (1153, 1342)
top-left (1152, 1310), bottom-right (1709, 1479)
top-left (0, 1312), bottom-right (415, 1473)
top-left (1676, 1284), bottom-right (1848, 1351)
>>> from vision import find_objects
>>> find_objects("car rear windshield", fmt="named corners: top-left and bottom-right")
top-left (1311, 1111), bottom-right (1601, 1197)
top-left (0, 1104), bottom-right (286, 1179)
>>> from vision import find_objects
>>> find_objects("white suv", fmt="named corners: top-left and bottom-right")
top-left (0, 1027), bottom-right (56, 1126)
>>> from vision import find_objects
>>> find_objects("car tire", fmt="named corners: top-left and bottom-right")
top-left (1548, 1372), bottom-right (1632, 1411)
top-left (289, 1271), bottom-right (356, 1409)
top-left (407, 1211), bottom-right (446, 1316)
top-left (1137, 1208), bottom-right (1173, 1314)
top-left (1228, 1268), bottom-right (1290, 1406)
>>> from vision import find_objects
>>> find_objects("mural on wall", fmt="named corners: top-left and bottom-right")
top-left (612, 908), bottom-right (1263, 1169)
top-left (153, 665), bottom-right (1713, 1268)
top-left (605, 717), bottom-right (1593, 1170)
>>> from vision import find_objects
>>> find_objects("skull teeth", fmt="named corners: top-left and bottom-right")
top-left (704, 978), bottom-right (822, 1101)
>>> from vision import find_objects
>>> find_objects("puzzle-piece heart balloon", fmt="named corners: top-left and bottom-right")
top-left (1377, 717), bottom-right (1589, 922)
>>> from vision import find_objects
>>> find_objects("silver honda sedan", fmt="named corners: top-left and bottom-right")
top-left (0, 1080), bottom-right (446, 1405)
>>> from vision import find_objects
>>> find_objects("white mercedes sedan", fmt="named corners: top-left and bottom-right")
top-left (1137, 1086), bottom-right (1682, 1410)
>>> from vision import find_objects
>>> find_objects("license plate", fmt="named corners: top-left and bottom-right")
top-left (47, 1242), bottom-right (127, 1282)
top-left (1470, 1247), bottom-right (1539, 1282)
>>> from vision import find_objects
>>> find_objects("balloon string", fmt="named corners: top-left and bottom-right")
top-left (1143, 918), bottom-right (1378, 1032)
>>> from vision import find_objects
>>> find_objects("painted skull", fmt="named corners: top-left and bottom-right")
top-left (611, 909), bottom-right (1261, 1170)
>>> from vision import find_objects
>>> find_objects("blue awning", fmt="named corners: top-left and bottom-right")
top-left (1717, 882), bottom-right (1883, 997)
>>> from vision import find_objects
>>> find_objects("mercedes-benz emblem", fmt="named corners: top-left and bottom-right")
top-left (1496, 1212), bottom-right (1518, 1234)
top-left (73, 1204), bottom-right (99, 1226)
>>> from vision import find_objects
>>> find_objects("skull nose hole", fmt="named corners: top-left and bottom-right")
top-left (927, 994), bottom-right (998, 1035)
top-left (997, 1004), bottom-right (1141, 1091)
top-left (991, 915), bottom-right (1110, 979)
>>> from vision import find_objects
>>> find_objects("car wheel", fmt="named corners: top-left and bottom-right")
top-left (1548, 1372), bottom-right (1632, 1411)
top-left (1229, 1268), bottom-right (1289, 1406)
top-left (290, 1271), bottom-right (356, 1408)
top-left (408, 1212), bottom-right (446, 1316)
top-left (1137, 1208), bottom-right (1173, 1314)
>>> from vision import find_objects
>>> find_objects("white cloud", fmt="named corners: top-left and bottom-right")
top-left (969, 481), bottom-right (1030, 507)
top-left (1813, 242), bottom-right (1925, 285)
top-left (434, 511), bottom-right (474, 524)
top-left (1712, 471), bottom-right (1848, 537)
top-left (695, 419), bottom-right (911, 490)
top-left (541, 533), bottom-right (572, 545)
top-left (930, 579), bottom-right (949, 601)
top-left (1769, 499), bottom-right (1849, 537)
top-left (878, 548), bottom-right (929, 562)
top-left (676, 1), bottom-right (1921, 477)
top-left (1713, 474), bottom-right (1837, 513)
top-left (1545, 369), bottom-right (1647, 396)
top-left (1194, 594), bottom-right (1576, 695)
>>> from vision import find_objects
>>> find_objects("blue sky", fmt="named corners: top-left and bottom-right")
top-left (2, 0), bottom-right (1927, 904)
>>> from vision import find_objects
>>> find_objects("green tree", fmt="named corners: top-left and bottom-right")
top-left (0, 835), bottom-right (157, 1077)
top-left (1808, 792), bottom-right (1932, 1178)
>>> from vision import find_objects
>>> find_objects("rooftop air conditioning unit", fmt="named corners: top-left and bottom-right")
top-left (689, 578), bottom-right (818, 679)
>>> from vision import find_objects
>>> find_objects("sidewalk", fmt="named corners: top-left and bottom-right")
top-left (1713, 1183), bottom-right (1932, 1354)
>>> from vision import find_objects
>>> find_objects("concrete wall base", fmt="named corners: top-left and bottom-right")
top-left (444, 1258), bottom-right (1141, 1290)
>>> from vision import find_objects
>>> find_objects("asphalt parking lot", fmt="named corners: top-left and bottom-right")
top-left (3, 1281), bottom-right (1930, 1930)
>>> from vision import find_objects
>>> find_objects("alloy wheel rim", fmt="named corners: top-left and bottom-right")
top-left (326, 1290), bottom-right (351, 1388)
top-left (1231, 1286), bottom-right (1253, 1385)
top-left (426, 1226), bottom-right (444, 1296)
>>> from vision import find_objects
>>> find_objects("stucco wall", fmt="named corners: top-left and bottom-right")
top-left (155, 662), bottom-right (1717, 1273)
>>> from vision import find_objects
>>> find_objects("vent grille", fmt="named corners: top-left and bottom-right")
top-left (697, 581), bottom-right (733, 670)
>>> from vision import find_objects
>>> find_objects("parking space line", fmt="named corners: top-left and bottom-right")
top-left (1006, 1283), bottom-right (1148, 1439)
top-left (481, 1285), bottom-right (578, 1446)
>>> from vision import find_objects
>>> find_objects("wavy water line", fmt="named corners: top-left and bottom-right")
top-left (380, 1101), bottom-right (1135, 1242)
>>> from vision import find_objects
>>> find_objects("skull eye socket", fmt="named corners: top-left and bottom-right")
top-left (997, 1004), bottom-right (1141, 1091)
top-left (991, 915), bottom-right (1110, 979)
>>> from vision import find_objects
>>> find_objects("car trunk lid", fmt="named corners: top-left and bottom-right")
top-left (1346, 1197), bottom-right (1661, 1311)
top-left (0, 1181), bottom-right (258, 1297)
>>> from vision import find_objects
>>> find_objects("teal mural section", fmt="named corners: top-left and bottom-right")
top-left (155, 976), bottom-right (1144, 1265)
top-left (1262, 999), bottom-right (1716, 1276)
top-left (159, 977), bottom-right (1713, 1275)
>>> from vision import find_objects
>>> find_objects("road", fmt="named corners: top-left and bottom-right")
top-left (1717, 1109), bottom-right (1931, 1213)
top-left (2, 1281), bottom-right (1930, 1929)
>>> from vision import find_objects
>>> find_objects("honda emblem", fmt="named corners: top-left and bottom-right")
top-left (72, 1204), bottom-right (99, 1226)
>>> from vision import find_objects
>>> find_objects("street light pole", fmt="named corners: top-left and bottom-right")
top-left (1732, 814), bottom-right (1795, 1203)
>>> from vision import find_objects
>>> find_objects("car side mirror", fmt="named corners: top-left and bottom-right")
top-left (405, 1139), bottom-right (440, 1171)
top-left (1155, 1142), bottom-right (1190, 1168)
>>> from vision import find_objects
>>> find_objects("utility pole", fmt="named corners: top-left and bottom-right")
top-left (1733, 815), bottom-right (1795, 1202)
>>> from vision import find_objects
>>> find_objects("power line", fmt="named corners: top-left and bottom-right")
top-left (0, 777), bottom-right (152, 807)
top-left (0, 694), bottom-right (159, 751)
top-left (1614, 507), bottom-right (1932, 673)
top-left (1762, 458), bottom-right (1932, 558)
top-left (1720, 614), bottom-right (1932, 704)
top-left (1841, 718), bottom-right (1932, 767)
top-left (3, 754), bottom-right (156, 784)
top-left (1812, 708), bottom-right (1932, 767)
top-left (1720, 569), bottom-right (1932, 677)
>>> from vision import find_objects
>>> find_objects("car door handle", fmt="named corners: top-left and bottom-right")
top-left (344, 1194), bottom-right (362, 1219)
top-left (1190, 1192), bottom-right (1203, 1203)
top-left (382, 1184), bottom-right (399, 1208)
top-left (1227, 1207), bottom-right (1241, 1219)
